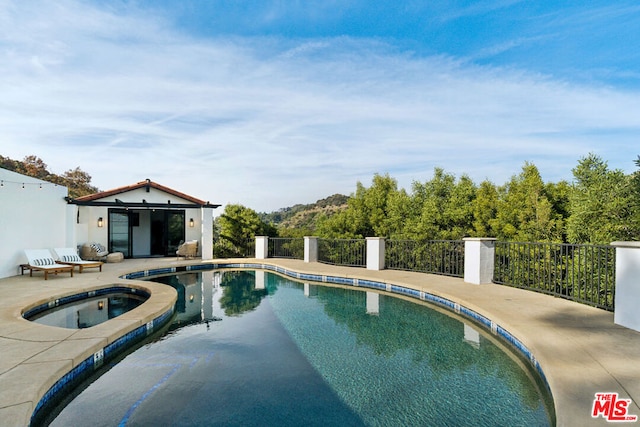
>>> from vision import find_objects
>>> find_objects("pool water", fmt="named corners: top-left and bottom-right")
top-left (26, 293), bottom-right (147, 329)
top-left (50, 270), bottom-right (553, 426)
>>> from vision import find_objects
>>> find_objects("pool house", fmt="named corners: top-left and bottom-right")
top-left (69, 179), bottom-right (220, 259)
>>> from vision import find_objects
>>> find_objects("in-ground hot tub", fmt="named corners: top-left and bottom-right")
top-left (23, 287), bottom-right (150, 329)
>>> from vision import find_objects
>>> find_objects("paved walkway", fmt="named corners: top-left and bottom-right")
top-left (1, 258), bottom-right (639, 426)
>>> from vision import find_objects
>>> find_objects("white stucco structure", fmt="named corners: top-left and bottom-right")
top-left (0, 174), bottom-right (218, 278)
top-left (0, 169), bottom-right (74, 279)
top-left (463, 238), bottom-right (497, 285)
top-left (612, 241), bottom-right (640, 332)
top-left (72, 180), bottom-right (219, 260)
top-left (366, 237), bottom-right (385, 270)
top-left (304, 236), bottom-right (318, 263)
top-left (255, 236), bottom-right (268, 259)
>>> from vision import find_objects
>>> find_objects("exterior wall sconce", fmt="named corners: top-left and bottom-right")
top-left (98, 300), bottom-right (104, 310)
top-left (97, 217), bottom-right (104, 227)
top-left (189, 218), bottom-right (194, 228)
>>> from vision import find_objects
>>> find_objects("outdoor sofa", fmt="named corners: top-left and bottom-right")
top-left (80, 243), bottom-right (109, 261)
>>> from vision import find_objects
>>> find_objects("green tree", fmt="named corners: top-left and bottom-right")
top-left (405, 169), bottom-right (476, 240)
top-left (213, 204), bottom-right (276, 257)
top-left (0, 155), bottom-right (99, 197)
top-left (21, 155), bottom-right (50, 179)
top-left (60, 167), bottom-right (99, 198)
top-left (567, 153), bottom-right (635, 243)
top-left (472, 180), bottom-right (499, 237)
top-left (491, 162), bottom-right (564, 242)
top-left (316, 173), bottom-right (399, 238)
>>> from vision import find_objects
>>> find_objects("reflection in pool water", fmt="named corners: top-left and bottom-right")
top-left (50, 270), bottom-right (553, 426)
top-left (26, 293), bottom-right (147, 329)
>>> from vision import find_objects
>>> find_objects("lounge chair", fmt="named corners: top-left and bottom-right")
top-left (24, 249), bottom-right (74, 280)
top-left (177, 240), bottom-right (198, 259)
top-left (53, 248), bottom-right (103, 273)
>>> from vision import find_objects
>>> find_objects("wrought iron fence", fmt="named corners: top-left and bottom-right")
top-left (268, 238), bottom-right (304, 259)
top-left (318, 239), bottom-right (366, 267)
top-left (494, 241), bottom-right (615, 311)
top-left (241, 237), bottom-right (255, 257)
top-left (386, 240), bottom-right (465, 278)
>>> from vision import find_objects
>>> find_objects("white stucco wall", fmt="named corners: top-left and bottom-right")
top-left (0, 169), bottom-right (72, 278)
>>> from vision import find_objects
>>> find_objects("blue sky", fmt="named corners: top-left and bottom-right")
top-left (1, 0), bottom-right (639, 212)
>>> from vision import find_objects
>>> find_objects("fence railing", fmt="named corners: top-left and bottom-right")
top-left (318, 239), bottom-right (366, 267)
top-left (241, 237), bottom-right (255, 258)
top-left (493, 241), bottom-right (616, 311)
top-left (241, 236), bottom-right (620, 312)
top-left (268, 238), bottom-right (304, 259)
top-left (386, 240), bottom-right (465, 278)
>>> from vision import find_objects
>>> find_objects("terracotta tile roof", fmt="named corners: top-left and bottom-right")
top-left (74, 179), bottom-right (213, 206)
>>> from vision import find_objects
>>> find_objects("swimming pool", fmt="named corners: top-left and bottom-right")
top-left (49, 270), bottom-right (553, 426)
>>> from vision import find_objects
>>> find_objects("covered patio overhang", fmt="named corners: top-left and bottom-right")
top-left (66, 198), bottom-right (221, 209)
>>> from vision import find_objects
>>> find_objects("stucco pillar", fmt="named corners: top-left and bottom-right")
top-left (255, 236), bottom-right (268, 259)
top-left (366, 237), bottom-right (385, 271)
top-left (463, 238), bottom-right (497, 284)
top-left (304, 236), bottom-right (318, 263)
top-left (201, 208), bottom-right (213, 259)
top-left (611, 242), bottom-right (640, 332)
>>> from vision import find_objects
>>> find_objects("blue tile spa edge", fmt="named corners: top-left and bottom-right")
top-left (126, 261), bottom-right (553, 397)
top-left (29, 294), bottom-right (174, 426)
top-left (23, 286), bottom-right (151, 320)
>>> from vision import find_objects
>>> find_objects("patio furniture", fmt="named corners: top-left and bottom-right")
top-left (24, 249), bottom-right (74, 280)
top-left (106, 252), bottom-right (124, 263)
top-left (177, 240), bottom-right (198, 259)
top-left (53, 248), bottom-right (103, 273)
top-left (80, 243), bottom-right (109, 261)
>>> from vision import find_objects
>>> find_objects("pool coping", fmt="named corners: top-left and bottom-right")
top-left (1, 257), bottom-right (639, 426)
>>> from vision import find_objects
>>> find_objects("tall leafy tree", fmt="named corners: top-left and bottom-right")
top-left (0, 155), bottom-right (99, 197)
top-left (316, 173), bottom-right (399, 238)
top-left (443, 174), bottom-right (477, 239)
top-left (21, 155), bottom-right (50, 179)
top-left (472, 180), bottom-right (499, 237)
top-left (60, 167), bottom-right (99, 198)
top-left (408, 168), bottom-right (456, 239)
top-left (407, 169), bottom-right (476, 240)
top-left (567, 153), bottom-right (635, 243)
top-left (491, 162), bottom-right (564, 242)
top-left (214, 204), bottom-right (276, 256)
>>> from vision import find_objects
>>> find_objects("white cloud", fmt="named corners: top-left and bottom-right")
top-left (1, 1), bottom-right (639, 212)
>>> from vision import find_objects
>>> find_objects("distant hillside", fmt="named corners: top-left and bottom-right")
top-left (260, 194), bottom-right (349, 231)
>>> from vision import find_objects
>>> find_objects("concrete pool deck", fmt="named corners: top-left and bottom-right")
top-left (0, 257), bottom-right (639, 426)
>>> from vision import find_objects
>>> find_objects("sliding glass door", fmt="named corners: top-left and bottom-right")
top-left (150, 210), bottom-right (185, 256)
top-left (110, 209), bottom-right (185, 258)
top-left (109, 211), bottom-right (130, 257)
top-left (167, 211), bottom-right (185, 255)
